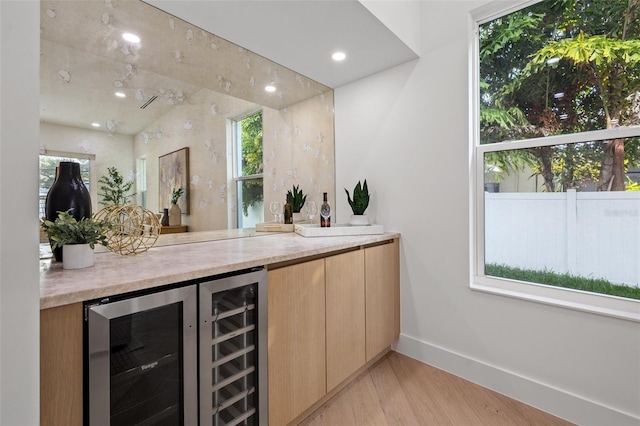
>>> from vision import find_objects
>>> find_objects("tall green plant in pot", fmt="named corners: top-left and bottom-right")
top-left (98, 167), bottom-right (136, 206)
top-left (344, 180), bottom-right (370, 225)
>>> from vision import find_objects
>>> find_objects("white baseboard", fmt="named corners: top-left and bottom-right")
top-left (394, 334), bottom-right (640, 426)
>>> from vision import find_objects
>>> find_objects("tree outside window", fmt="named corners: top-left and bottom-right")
top-left (477, 0), bottom-right (640, 306)
top-left (234, 111), bottom-right (264, 227)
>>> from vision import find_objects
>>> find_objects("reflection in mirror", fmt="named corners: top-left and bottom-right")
top-left (40, 0), bottom-right (335, 240)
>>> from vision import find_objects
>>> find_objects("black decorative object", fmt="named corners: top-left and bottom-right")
top-left (161, 208), bottom-right (170, 226)
top-left (45, 161), bottom-right (92, 261)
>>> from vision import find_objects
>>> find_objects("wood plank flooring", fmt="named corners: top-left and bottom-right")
top-left (298, 351), bottom-right (573, 426)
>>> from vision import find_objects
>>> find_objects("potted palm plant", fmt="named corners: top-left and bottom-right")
top-left (41, 210), bottom-right (111, 269)
top-left (344, 180), bottom-right (370, 225)
top-left (287, 185), bottom-right (307, 222)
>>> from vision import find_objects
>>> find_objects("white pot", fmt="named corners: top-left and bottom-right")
top-left (63, 244), bottom-right (95, 270)
top-left (292, 212), bottom-right (305, 223)
top-left (349, 214), bottom-right (370, 226)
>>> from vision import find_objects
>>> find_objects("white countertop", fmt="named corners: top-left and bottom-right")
top-left (40, 231), bottom-right (399, 309)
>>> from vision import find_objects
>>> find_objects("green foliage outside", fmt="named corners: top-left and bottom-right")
top-left (40, 156), bottom-right (90, 191)
top-left (40, 210), bottom-right (111, 249)
top-left (479, 0), bottom-right (640, 192)
top-left (486, 263), bottom-right (640, 300)
top-left (239, 111), bottom-right (264, 215)
top-left (98, 167), bottom-right (136, 206)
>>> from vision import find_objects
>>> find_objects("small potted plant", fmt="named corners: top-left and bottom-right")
top-left (344, 180), bottom-right (370, 225)
top-left (41, 210), bottom-right (111, 269)
top-left (287, 184), bottom-right (307, 222)
top-left (169, 186), bottom-right (185, 226)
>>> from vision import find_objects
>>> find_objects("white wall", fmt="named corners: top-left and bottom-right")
top-left (335, 1), bottom-right (640, 425)
top-left (0, 1), bottom-right (40, 424)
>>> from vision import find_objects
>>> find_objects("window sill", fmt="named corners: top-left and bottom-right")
top-left (472, 275), bottom-right (640, 323)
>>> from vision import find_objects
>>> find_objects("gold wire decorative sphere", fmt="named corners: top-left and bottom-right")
top-left (94, 204), bottom-right (160, 255)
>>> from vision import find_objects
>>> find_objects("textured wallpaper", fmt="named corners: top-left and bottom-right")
top-left (134, 89), bottom-right (334, 232)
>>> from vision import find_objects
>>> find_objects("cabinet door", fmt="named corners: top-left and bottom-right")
top-left (267, 259), bottom-right (326, 425)
top-left (325, 249), bottom-right (365, 391)
top-left (41, 303), bottom-right (83, 426)
top-left (365, 239), bottom-right (400, 362)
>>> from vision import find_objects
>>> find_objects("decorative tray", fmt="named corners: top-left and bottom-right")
top-left (255, 222), bottom-right (294, 232)
top-left (294, 223), bottom-right (384, 237)
top-left (256, 220), bottom-right (311, 232)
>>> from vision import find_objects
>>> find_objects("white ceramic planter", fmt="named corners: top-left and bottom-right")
top-left (349, 214), bottom-right (370, 226)
top-left (63, 244), bottom-right (95, 270)
top-left (292, 212), bottom-right (305, 223)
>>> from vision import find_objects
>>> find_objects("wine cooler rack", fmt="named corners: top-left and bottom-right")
top-left (200, 269), bottom-right (267, 426)
top-left (85, 268), bottom-right (267, 426)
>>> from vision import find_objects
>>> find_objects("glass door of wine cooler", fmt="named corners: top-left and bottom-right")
top-left (199, 269), bottom-right (267, 426)
top-left (86, 285), bottom-right (198, 425)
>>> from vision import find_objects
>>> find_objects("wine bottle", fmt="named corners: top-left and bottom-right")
top-left (284, 194), bottom-right (293, 224)
top-left (320, 192), bottom-right (331, 227)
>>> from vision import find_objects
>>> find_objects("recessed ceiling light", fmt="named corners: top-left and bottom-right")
top-left (265, 85), bottom-right (276, 93)
top-left (332, 51), bottom-right (346, 62)
top-left (91, 122), bottom-right (100, 127)
top-left (115, 92), bottom-right (126, 98)
top-left (122, 32), bottom-right (140, 43)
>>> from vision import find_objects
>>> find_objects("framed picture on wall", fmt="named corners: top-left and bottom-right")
top-left (159, 147), bottom-right (189, 214)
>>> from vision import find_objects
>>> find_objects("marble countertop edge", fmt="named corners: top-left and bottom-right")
top-left (40, 232), bottom-right (400, 310)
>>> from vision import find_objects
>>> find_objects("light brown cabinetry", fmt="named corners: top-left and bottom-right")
top-left (365, 238), bottom-right (400, 361)
top-left (267, 258), bottom-right (326, 426)
top-left (325, 249), bottom-right (366, 391)
top-left (267, 238), bottom-right (399, 425)
top-left (40, 302), bottom-right (83, 426)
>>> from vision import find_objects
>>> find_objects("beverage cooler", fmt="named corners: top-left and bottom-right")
top-left (84, 268), bottom-right (267, 426)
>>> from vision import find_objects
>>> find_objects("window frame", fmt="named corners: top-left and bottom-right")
top-left (230, 109), bottom-right (264, 228)
top-left (470, 1), bottom-right (640, 322)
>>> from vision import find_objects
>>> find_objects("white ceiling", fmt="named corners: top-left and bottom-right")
top-left (144, 0), bottom-right (420, 89)
top-left (40, 0), bottom-right (419, 136)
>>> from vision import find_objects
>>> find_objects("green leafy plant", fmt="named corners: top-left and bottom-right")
top-left (171, 187), bottom-right (185, 205)
top-left (286, 184), bottom-right (307, 213)
top-left (40, 210), bottom-right (111, 250)
top-left (98, 167), bottom-right (136, 205)
top-left (344, 180), bottom-right (370, 215)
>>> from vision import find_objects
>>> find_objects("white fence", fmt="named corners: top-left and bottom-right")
top-left (485, 190), bottom-right (640, 287)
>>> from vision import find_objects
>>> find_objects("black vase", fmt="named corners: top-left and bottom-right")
top-left (161, 208), bottom-right (170, 226)
top-left (45, 161), bottom-right (92, 261)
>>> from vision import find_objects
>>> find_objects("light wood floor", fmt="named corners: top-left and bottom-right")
top-left (299, 351), bottom-right (573, 426)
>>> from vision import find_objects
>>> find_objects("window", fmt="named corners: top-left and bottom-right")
top-left (232, 110), bottom-right (264, 228)
top-left (137, 157), bottom-right (147, 208)
top-left (473, 0), bottom-right (640, 321)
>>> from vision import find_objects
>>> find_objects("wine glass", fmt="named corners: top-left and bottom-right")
top-left (305, 201), bottom-right (317, 223)
top-left (269, 201), bottom-right (279, 223)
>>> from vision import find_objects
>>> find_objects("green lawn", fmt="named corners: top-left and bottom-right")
top-left (485, 264), bottom-right (640, 300)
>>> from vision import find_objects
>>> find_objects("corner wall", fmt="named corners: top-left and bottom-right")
top-left (0, 1), bottom-right (40, 423)
top-left (334, 1), bottom-right (640, 424)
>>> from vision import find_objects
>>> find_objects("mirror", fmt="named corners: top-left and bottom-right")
top-left (40, 0), bottom-right (335, 240)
